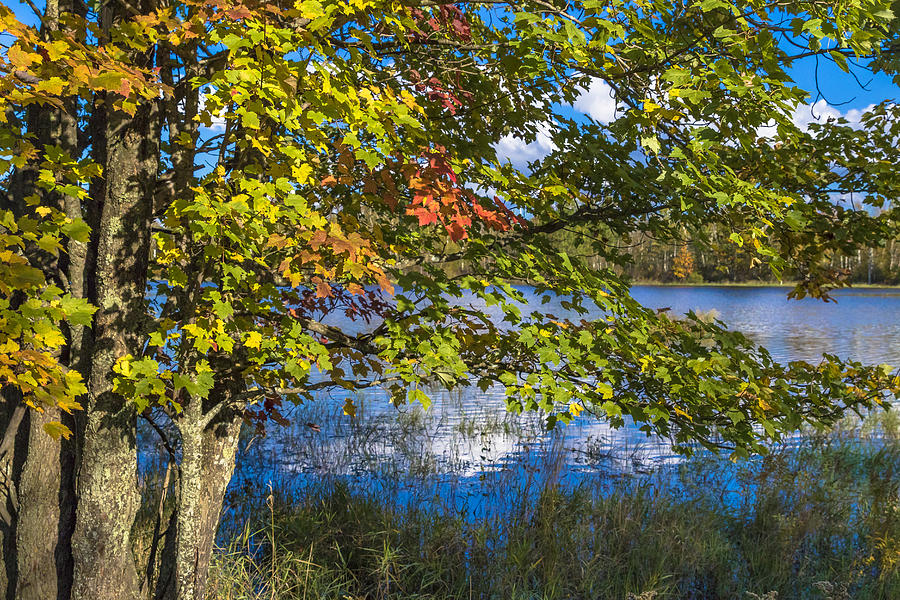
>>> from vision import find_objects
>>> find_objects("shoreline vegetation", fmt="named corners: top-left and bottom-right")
top-left (629, 280), bottom-right (900, 289)
top-left (141, 411), bottom-right (900, 599)
top-left (461, 279), bottom-right (900, 293)
top-left (438, 271), bottom-right (900, 293)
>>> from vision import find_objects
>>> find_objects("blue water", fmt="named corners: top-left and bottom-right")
top-left (630, 286), bottom-right (900, 365)
top-left (215, 286), bottom-right (900, 523)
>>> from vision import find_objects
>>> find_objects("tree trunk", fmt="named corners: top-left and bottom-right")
top-left (12, 2), bottom-right (83, 590)
top-left (15, 407), bottom-right (76, 600)
top-left (171, 416), bottom-right (205, 600)
top-left (0, 393), bottom-right (28, 600)
top-left (70, 401), bottom-right (141, 600)
top-left (70, 92), bottom-right (158, 600)
top-left (155, 409), bottom-right (241, 600)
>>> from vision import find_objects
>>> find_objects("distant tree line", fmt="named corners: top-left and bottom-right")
top-left (545, 225), bottom-right (900, 286)
top-left (441, 222), bottom-right (900, 286)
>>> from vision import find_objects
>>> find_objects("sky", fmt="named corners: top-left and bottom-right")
top-left (495, 55), bottom-right (899, 169)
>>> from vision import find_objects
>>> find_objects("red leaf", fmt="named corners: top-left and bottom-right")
top-left (408, 205), bottom-right (439, 226)
top-left (225, 6), bottom-right (252, 19)
top-left (446, 221), bottom-right (466, 241)
top-left (117, 76), bottom-right (133, 98)
top-left (308, 229), bottom-right (327, 250)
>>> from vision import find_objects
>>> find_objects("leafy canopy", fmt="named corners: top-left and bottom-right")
top-left (2, 0), bottom-right (900, 453)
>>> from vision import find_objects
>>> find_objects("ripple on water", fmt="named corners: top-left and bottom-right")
top-left (215, 286), bottom-right (900, 516)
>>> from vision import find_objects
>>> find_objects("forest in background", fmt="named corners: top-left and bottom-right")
top-left (598, 230), bottom-right (900, 285)
top-left (438, 220), bottom-right (900, 286)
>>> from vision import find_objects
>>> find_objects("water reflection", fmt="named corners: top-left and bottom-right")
top-left (234, 286), bottom-right (900, 516)
top-left (629, 286), bottom-right (900, 365)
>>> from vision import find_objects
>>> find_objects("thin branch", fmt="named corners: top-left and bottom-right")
top-left (0, 404), bottom-right (25, 464)
top-left (140, 412), bottom-right (181, 476)
top-left (199, 375), bottom-right (405, 429)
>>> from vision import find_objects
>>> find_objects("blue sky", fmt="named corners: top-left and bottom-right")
top-left (7, 0), bottom-right (38, 27)
top-left (496, 52), bottom-right (899, 168)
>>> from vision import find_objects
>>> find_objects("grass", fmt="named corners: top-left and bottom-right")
top-left (201, 413), bottom-right (900, 600)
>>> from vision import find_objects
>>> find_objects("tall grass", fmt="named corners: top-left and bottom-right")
top-left (203, 414), bottom-right (900, 599)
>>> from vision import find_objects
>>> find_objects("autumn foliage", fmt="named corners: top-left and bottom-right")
top-left (2, 1), bottom-right (900, 599)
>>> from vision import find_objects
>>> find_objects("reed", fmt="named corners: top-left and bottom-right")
top-left (197, 412), bottom-right (900, 599)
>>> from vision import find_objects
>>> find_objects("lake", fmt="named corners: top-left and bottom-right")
top-left (226, 285), bottom-right (900, 522)
top-left (632, 286), bottom-right (900, 365)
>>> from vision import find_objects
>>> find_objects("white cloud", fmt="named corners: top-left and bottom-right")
top-left (791, 99), bottom-right (843, 130)
top-left (757, 99), bottom-right (875, 138)
top-left (573, 78), bottom-right (618, 124)
top-left (198, 92), bottom-right (227, 131)
top-left (493, 121), bottom-right (558, 168)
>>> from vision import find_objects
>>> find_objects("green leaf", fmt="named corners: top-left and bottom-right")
top-left (61, 219), bottom-right (91, 243)
top-left (410, 387), bottom-right (431, 410)
top-left (242, 111), bottom-right (260, 129)
top-left (641, 135), bottom-right (660, 154)
top-left (595, 382), bottom-right (614, 399)
top-left (60, 295), bottom-right (97, 326)
top-left (213, 300), bottom-right (234, 320)
top-left (43, 421), bottom-right (73, 441)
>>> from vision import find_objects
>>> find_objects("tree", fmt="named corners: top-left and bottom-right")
top-left (672, 245), bottom-right (695, 281)
top-left (2, 0), bottom-right (900, 598)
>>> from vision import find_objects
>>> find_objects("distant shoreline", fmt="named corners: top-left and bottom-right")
top-left (629, 281), bottom-right (900, 289)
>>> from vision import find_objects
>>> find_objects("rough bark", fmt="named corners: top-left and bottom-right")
top-left (178, 414), bottom-right (241, 600)
top-left (155, 371), bottom-right (243, 600)
top-left (12, 30), bottom-right (83, 600)
top-left (150, 409), bottom-right (241, 600)
top-left (162, 421), bottom-right (240, 600)
top-left (0, 391), bottom-right (28, 600)
top-left (70, 92), bottom-right (159, 600)
top-left (15, 408), bottom-right (76, 600)
top-left (1, 132), bottom-right (79, 600)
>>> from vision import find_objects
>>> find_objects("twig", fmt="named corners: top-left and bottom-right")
top-left (141, 412), bottom-right (181, 476)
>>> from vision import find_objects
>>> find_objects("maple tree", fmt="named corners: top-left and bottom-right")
top-left (2, 0), bottom-right (900, 599)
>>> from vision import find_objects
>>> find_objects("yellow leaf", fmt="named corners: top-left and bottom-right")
top-left (293, 163), bottom-right (313, 184)
top-left (673, 406), bottom-right (693, 422)
top-left (7, 45), bottom-right (41, 69)
top-left (57, 397), bottom-right (83, 414)
top-left (36, 77), bottom-right (67, 96)
top-left (299, 0), bottom-right (324, 19)
top-left (245, 331), bottom-right (263, 349)
top-left (113, 355), bottom-right (134, 377)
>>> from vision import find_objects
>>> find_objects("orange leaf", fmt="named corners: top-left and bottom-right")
top-left (314, 278), bottom-right (332, 298)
